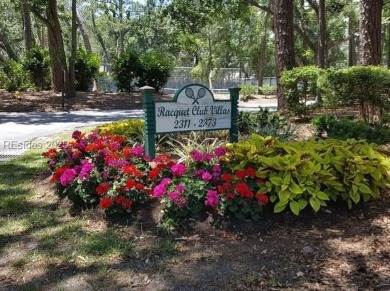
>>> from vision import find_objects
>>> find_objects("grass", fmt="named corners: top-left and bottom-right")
top-left (0, 130), bottom-right (159, 288)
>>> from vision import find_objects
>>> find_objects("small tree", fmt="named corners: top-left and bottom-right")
top-left (23, 46), bottom-right (51, 90)
top-left (112, 49), bottom-right (142, 92)
top-left (138, 51), bottom-right (174, 92)
top-left (74, 49), bottom-right (100, 91)
top-left (280, 66), bottom-right (325, 119)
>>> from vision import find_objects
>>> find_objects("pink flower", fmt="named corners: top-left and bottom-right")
top-left (212, 165), bottom-right (221, 173)
top-left (214, 147), bottom-right (227, 157)
top-left (205, 190), bottom-right (219, 207)
top-left (72, 130), bottom-right (83, 140)
top-left (79, 159), bottom-right (94, 180)
top-left (175, 184), bottom-right (186, 192)
top-left (190, 150), bottom-right (203, 162)
top-left (195, 169), bottom-right (205, 177)
top-left (60, 168), bottom-right (76, 186)
top-left (201, 172), bottom-right (213, 181)
top-left (161, 178), bottom-right (172, 187)
top-left (153, 184), bottom-right (166, 198)
top-left (132, 145), bottom-right (144, 157)
top-left (168, 191), bottom-right (181, 200)
top-left (203, 153), bottom-right (213, 161)
top-left (171, 163), bottom-right (187, 176)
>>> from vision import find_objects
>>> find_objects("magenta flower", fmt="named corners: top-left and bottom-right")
top-left (190, 150), bottom-right (203, 162)
top-left (132, 145), bottom-right (145, 157)
top-left (203, 153), bottom-right (213, 161)
top-left (101, 171), bottom-right (109, 179)
top-left (161, 178), bottom-right (172, 187)
top-left (205, 190), bottom-right (219, 207)
top-left (60, 168), bottom-right (76, 186)
top-left (195, 169), bottom-right (205, 177)
top-left (214, 146), bottom-right (227, 157)
top-left (201, 172), bottom-right (213, 181)
top-left (212, 165), bottom-right (221, 173)
top-left (153, 184), bottom-right (166, 198)
top-left (175, 184), bottom-right (186, 192)
top-left (168, 191), bottom-right (181, 200)
top-left (79, 159), bottom-right (94, 180)
top-left (72, 130), bottom-right (83, 140)
top-left (171, 163), bottom-right (187, 176)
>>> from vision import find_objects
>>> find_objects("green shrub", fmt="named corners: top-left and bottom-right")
top-left (112, 49), bottom-right (142, 92)
top-left (226, 134), bottom-right (390, 215)
top-left (240, 84), bottom-right (258, 97)
top-left (138, 51), bottom-right (174, 92)
top-left (23, 46), bottom-right (51, 90)
top-left (259, 84), bottom-right (276, 95)
top-left (75, 49), bottom-right (100, 91)
top-left (312, 115), bottom-right (390, 145)
top-left (97, 119), bottom-right (144, 144)
top-left (280, 66), bottom-right (326, 118)
top-left (325, 66), bottom-right (390, 123)
top-left (0, 60), bottom-right (31, 91)
top-left (237, 108), bottom-right (296, 140)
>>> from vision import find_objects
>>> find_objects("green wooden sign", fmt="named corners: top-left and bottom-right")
top-left (141, 84), bottom-right (240, 158)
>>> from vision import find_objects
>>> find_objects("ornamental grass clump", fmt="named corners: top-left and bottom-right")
top-left (43, 130), bottom-right (153, 214)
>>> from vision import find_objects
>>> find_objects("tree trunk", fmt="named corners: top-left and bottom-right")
top-left (387, 23), bottom-right (390, 68)
top-left (318, 0), bottom-right (327, 68)
top-left (75, 12), bottom-right (92, 53)
top-left (117, 0), bottom-right (124, 55)
top-left (274, 0), bottom-right (295, 112)
top-left (348, 17), bottom-right (357, 66)
top-left (45, 0), bottom-right (69, 92)
top-left (22, 0), bottom-right (34, 51)
top-left (258, 8), bottom-right (271, 94)
top-left (68, 0), bottom-right (77, 98)
top-left (0, 32), bottom-right (18, 60)
top-left (359, 0), bottom-right (383, 65)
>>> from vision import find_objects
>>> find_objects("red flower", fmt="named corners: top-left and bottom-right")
top-left (135, 183), bottom-right (145, 190)
top-left (126, 179), bottom-right (136, 189)
top-left (123, 146), bottom-right (132, 158)
top-left (148, 168), bottom-right (160, 179)
top-left (246, 167), bottom-right (256, 177)
top-left (123, 165), bottom-right (143, 178)
top-left (121, 198), bottom-right (133, 209)
top-left (43, 148), bottom-right (58, 159)
top-left (221, 173), bottom-right (233, 182)
top-left (114, 195), bottom-right (125, 204)
top-left (236, 170), bottom-right (246, 180)
top-left (235, 182), bottom-right (254, 198)
top-left (50, 166), bottom-right (68, 182)
top-left (255, 193), bottom-right (269, 205)
top-left (100, 197), bottom-right (112, 208)
top-left (226, 192), bottom-right (236, 199)
top-left (96, 182), bottom-right (110, 195)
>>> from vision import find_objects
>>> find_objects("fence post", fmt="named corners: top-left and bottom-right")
top-left (141, 86), bottom-right (156, 159)
top-left (229, 87), bottom-right (240, 143)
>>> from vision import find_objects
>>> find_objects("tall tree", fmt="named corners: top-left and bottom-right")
top-left (22, 0), bottom-right (35, 50)
top-left (359, 0), bottom-right (383, 65)
top-left (68, 0), bottom-right (77, 97)
top-left (274, 0), bottom-right (295, 111)
top-left (31, 0), bottom-right (69, 93)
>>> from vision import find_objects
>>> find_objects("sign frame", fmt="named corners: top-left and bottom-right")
top-left (141, 84), bottom-right (240, 158)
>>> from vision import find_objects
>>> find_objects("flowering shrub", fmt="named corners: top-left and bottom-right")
top-left (43, 130), bottom-right (153, 214)
top-left (150, 147), bottom-right (270, 221)
top-left (43, 130), bottom-right (271, 220)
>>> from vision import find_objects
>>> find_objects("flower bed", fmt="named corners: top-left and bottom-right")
top-left (44, 131), bottom-right (390, 222)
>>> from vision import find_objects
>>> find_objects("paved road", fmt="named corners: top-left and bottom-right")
top-left (0, 105), bottom-right (274, 161)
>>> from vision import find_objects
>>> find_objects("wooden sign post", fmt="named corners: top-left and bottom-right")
top-left (141, 84), bottom-right (240, 159)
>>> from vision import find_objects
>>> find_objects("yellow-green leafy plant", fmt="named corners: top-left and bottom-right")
top-left (97, 119), bottom-right (144, 144)
top-left (226, 134), bottom-right (390, 215)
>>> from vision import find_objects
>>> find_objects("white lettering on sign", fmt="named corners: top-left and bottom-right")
top-left (155, 85), bottom-right (232, 133)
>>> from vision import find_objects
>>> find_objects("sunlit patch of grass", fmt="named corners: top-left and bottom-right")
top-left (78, 229), bottom-right (134, 259)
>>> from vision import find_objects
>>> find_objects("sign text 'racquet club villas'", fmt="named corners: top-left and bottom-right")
top-left (141, 84), bottom-right (240, 158)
